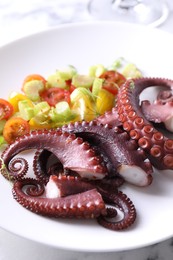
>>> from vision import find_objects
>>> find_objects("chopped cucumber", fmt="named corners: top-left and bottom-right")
top-left (34, 101), bottom-right (50, 116)
top-left (46, 74), bottom-right (67, 89)
top-left (92, 78), bottom-right (104, 99)
top-left (121, 63), bottom-right (143, 78)
top-left (108, 57), bottom-right (125, 71)
top-left (89, 64), bottom-right (106, 77)
top-left (30, 101), bottom-right (51, 126)
top-left (72, 74), bottom-right (94, 88)
top-left (49, 101), bottom-right (76, 122)
top-left (18, 100), bottom-right (34, 121)
top-left (46, 65), bottom-right (77, 89)
top-left (23, 80), bottom-right (45, 102)
top-left (0, 135), bottom-right (6, 147)
top-left (56, 65), bottom-right (77, 80)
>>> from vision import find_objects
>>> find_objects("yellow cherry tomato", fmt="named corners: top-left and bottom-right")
top-left (95, 88), bottom-right (115, 115)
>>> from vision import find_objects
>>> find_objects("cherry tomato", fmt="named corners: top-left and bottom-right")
top-left (22, 74), bottom-right (47, 91)
top-left (40, 87), bottom-right (71, 107)
top-left (3, 117), bottom-right (30, 144)
top-left (0, 98), bottom-right (14, 120)
top-left (65, 80), bottom-right (76, 93)
top-left (100, 70), bottom-right (126, 95)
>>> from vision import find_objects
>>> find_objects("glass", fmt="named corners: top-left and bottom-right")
top-left (88, 0), bottom-right (169, 27)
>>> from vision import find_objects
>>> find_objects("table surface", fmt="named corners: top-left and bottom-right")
top-left (1, 1), bottom-right (173, 259)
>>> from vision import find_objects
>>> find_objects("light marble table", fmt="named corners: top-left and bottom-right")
top-left (0, 1), bottom-right (173, 259)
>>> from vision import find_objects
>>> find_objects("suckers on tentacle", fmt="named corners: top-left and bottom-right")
top-left (0, 128), bottom-right (107, 181)
top-left (117, 77), bottom-right (173, 170)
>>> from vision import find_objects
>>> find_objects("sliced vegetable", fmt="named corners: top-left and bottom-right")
top-left (8, 92), bottom-right (30, 113)
top-left (29, 102), bottom-right (51, 129)
top-left (100, 70), bottom-right (126, 88)
top-left (22, 74), bottom-right (47, 91)
top-left (92, 78), bottom-right (104, 98)
top-left (0, 98), bottom-right (14, 120)
top-left (71, 88), bottom-right (96, 121)
top-left (3, 117), bottom-right (30, 144)
top-left (56, 65), bottom-right (77, 81)
top-left (50, 101), bottom-right (76, 123)
top-left (102, 81), bottom-right (119, 96)
top-left (121, 63), bottom-right (143, 78)
top-left (89, 64), bottom-right (106, 77)
top-left (72, 74), bottom-right (94, 88)
top-left (23, 80), bottom-right (45, 102)
top-left (40, 87), bottom-right (70, 107)
top-left (95, 88), bottom-right (115, 115)
top-left (18, 100), bottom-right (34, 121)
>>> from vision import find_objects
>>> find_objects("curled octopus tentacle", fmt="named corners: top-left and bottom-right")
top-left (0, 128), bottom-right (107, 181)
top-left (0, 157), bottom-right (28, 181)
top-left (97, 190), bottom-right (136, 231)
top-left (62, 120), bottom-right (153, 186)
top-left (12, 177), bottom-right (107, 219)
top-left (12, 175), bottom-right (136, 230)
top-left (117, 77), bottom-right (173, 170)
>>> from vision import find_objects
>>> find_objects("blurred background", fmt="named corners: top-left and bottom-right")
top-left (0, 0), bottom-right (173, 46)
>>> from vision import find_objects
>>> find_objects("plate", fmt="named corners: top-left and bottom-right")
top-left (0, 21), bottom-right (173, 252)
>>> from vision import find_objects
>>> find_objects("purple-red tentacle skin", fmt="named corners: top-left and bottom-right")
top-left (96, 107), bottom-right (122, 127)
top-left (33, 148), bottom-right (125, 187)
top-left (97, 190), bottom-right (136, 231)
top-left (117, 77), bottom-right (173, 170)
top-left (62, 120), bottom-right (153, 186)
top-left (0, 129), bottom-right (107, 181)
top-left (12, 176), bottom-right (136, 230)
top-left (12, 178), bottom-right (107, 219)
top-left (33, 149), bottom-right (64, 184)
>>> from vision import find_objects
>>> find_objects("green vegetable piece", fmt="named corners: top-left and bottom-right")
top-left (89, 64), bottom-right (106, 77)
top-left (34, 101), bottom-right (50, 116)
top-left (23, 80), bottom-right (45, 102)
top-left (50, 101), bottom-right (75, 122)
top-left (56, 65), bottom-right (77, 80)
top-left (46, 65), bottom-right (77, 89)
top-left (18, 100), bottom-right (34, 121)
top-left (46, 74), bottom-right (67, 89)
top-left (32, 101), bottom-right (51, 124)
top-left (0, 135), bottom-right (7, 148)
top-left (70, 87), bottom-right (95, 104)
top-left (122, 63), bottom-right (143, 79)
top-left (92, 78), bottom-right (104, 99)
top-left (108, 57), bottom-right (125, 71)
top-left (72, 74), bottom-right (94, 88)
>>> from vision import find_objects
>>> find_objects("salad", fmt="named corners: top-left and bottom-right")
top-left (0, 58), bottom-right (142, 146)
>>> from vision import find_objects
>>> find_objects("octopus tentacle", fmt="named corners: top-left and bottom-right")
top-left (96, 107), bottom-right (122, 127)
top-left (0, 157), bottom-right (28, 181)
top-left (33, 149), bottom-right (64, 184)
top-left (1, 129), bottom-right (107, 180)
top-left (62, 120), bottom-right (153, 186)
top-left (12, 178), bottom-right (107, 219)
top-left (117, 77), bottom-right (173, 170)
top-left (97, 190), bottom-right (136, 231)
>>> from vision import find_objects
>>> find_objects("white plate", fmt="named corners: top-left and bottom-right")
top-left (0, 21), bottom-right (173, 252)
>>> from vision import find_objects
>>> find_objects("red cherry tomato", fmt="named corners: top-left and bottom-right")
top-left (0, 98), bottom-right (14, 120)
top-left (100, 70), bottom-right (126, 95)
top-left (40, 87), bottom-right (71, 107)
